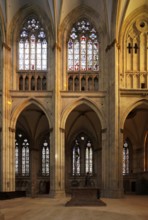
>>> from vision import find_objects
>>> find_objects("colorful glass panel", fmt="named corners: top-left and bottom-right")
top-left (67, 19), bottom-right (99, 71)
top-left (18, 17), bottom-right (47, 71)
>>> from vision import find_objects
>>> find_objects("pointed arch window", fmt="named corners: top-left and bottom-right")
top-left (18, 17), bottom-right (47, 70)
top-left (123, 141), bottom-right (130, 175)
top-left (22, 138), bottom-right (30, 176)
top-left (18, 16), bottom-right (48, 91)
top-left (42, 140), bottom-right (50, 176)
top-left (15, 133), bottom-right (30, 176)
top-left (72, 140), bottom-right (80, 175)
top-left (72, 133), bottom-right (93, 176)
top-left (67, 19), bottom-right (99, 91)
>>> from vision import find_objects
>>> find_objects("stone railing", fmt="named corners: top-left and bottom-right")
top-left (18, 72), bottom-right (47, 91)
top-left (67, 73), bottom-right (99, 91)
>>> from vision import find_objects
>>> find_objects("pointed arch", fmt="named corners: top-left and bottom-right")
top-left (59, 4), bottom-right (107, 91)
top-left (119, 5), bottom-right (148, 89)
top-left (7, 4), bottom-right (54, 91)
top-left (60, 97), bottom-right (106, 131)
top-left (8, 3), bottom-right (54, 45)
top-left (120, 99), bottom-right (148, 130)
top-left (10, 98), bottom-right (52, 131)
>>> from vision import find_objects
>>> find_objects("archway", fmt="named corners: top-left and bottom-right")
top-left (123, 103), bottom-right (148, 194)
top-left (15, 104), bottom-right (50, 196)
top-left (65, 103), bottom-right (102, 194)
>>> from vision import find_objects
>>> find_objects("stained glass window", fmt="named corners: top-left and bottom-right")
top-left (85, 141), bottom-right (93, 174)
top-left (18, 17), bottom-right (47, 71)
top-left (72, 140), bottom-right (80, 175)
top-left (15, 140), bottom-right (19, 174)
top-left (123, 141), bottom-right (129, 175)
top-left (15, 133), bottom-right (30, 176)
top-left (22, 138), bottom-right (30, 176)
top-left (72, 133), bottom-right (93, 176)
top-left (68, 19), bottom-right (99, 71)
top-left (42, 140), bottom-right (50, 176)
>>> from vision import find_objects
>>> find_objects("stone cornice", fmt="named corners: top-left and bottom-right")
top-left (120, 89), bottom-right (148, 97)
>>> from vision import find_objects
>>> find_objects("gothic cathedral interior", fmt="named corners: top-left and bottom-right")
top-left (0, 0), bottom-right (148, 198)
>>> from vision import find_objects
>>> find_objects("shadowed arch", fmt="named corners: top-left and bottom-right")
top-left (10, 98), bottom-right (52, 131)
top-left (61, 98), bottom-right (106, 131)
top-left (7, 3), bottom-right (54, 46)
top-left (120, 99), bottom-right (148, 130)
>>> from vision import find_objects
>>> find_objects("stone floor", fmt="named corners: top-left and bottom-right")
top-left (0, 195), bottom-right (148, 220)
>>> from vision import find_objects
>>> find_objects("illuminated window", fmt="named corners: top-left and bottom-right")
top-left (123, 141), bottom-right (129, 175)
top-left (85, 141), bottom-right (93, 173)
top-left (42, 140), bottom-right (50, 176)
top-left (18, 16), bottom-right (48, 91)
top-left (72, 140), bottom-right (80, 175)
top-left (22, 138), bottom-right (30, 176)
top-left (68, 19), bottom-right (99, 71)
top-left (15, 133), bottom-right (30, 176)
top-left (15, 140), bottom-right (19, 174)
top-left (67, 19), bottom-right (99, 91)
top-left (72, 133), bottom-right (93, 176)
top-left (18, 17), bottom-right (47, 71)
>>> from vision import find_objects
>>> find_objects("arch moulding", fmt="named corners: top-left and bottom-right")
top-left (120, 99), bottom-right (148, 130)
top-left (60, 97), bottom-right (106, 131)
top-left (9, 98), bottom-right (52, 131)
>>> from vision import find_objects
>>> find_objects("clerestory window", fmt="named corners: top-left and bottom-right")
top-left (18, 16), bottom-right (48, 91)
top-left (67, 19), bottom-right (99, 91)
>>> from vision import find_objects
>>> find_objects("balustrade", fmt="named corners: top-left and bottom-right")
top-left (18, 72), bottom-right (47, 91)
top-left (68, 73), bottom-right (99, 91)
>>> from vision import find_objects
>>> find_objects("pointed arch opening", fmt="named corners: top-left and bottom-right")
top-left (123, 103), bottom-right (148, 194)
top-left (65, 103), bottom-right (102, 194)
top-left (15, 104), bottom-right (50, 196)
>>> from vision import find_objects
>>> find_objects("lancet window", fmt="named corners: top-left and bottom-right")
top-left (15, 133), bottom-right (30, 176)
top-left (72, 133), bottom-right (93, 176)
top-left (123, 140), bottom-right (130, 175)
top-left (41, 140), bottom-right (50, 176)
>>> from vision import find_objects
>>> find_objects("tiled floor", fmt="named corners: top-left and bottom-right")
top-left (0, 195), bottom-right (148, 220)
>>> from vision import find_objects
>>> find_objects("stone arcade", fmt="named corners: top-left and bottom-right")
top-left (0, 0), bottom-right (148, 205)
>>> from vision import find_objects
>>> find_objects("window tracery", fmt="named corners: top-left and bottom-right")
top-left (72, 133), bottom-right (93, 176)
top-left (41, 140), bottom-right (50, 176)
top-left (67, 19), bottom-right (99, 91)
top-left (18, 16), bottom-right (48, 91)
top-left (123, 141), bottom-right (130, 175)
top-left (15, 133), bottom-right (30, 176)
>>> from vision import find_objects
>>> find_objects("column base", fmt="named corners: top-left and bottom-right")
top-left (49, 189), bottom-right (66, 198)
